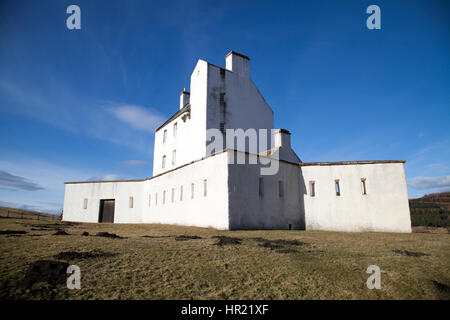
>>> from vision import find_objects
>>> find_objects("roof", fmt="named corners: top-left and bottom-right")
top-left (155, 104), bottom-right (190, 132)
top-left (300, 160), bottom-right (406, 166)
top-left (225, 51), bottom-right (250, 61)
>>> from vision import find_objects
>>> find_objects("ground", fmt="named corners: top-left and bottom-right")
top-left (0, 218), bottom-right (449, 300)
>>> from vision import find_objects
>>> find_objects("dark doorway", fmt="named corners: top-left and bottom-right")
top-left (99, 199), bottom-right (115, 223)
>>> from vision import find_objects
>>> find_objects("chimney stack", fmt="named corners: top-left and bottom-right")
top-left (180, 88), bottom-right (190, 109)
top-left (273, 129), bottom-right (291, 149)
top-left (225, 51), bottom-right (250, 78)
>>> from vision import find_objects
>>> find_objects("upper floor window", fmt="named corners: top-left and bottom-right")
top-left (173, 123), bottom-right (177, 137)
top-left (148, 194), bottom-right (151, 207)
top-left (163, 129), bottom-right (167, 143)
top-left (335, 180), bottom-right (341, 196)
top-left (258, 177), bottom-right (264, 198)
top-left (278, 180), bottom-right (284, 198)
top-left (83, 198), bottom-right (88, 209)
top-left (180, 185), bottom-right (183, 201)
top-left (171, 188), bottom-right (175, 203)
top-left (203, 179), bottom-right (207, 197)
top-left (219, 92), bottom-right (225, 104)
top-left (191, 183), bottom-right (195, 199)
top-left (361, 178), bottom-right (367, 195)
top-left (172, 150), bottom-right (176, 165)
top-left (162, 155), bottom-right (166, 169)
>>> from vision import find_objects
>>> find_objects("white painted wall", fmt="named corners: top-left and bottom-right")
top-left (301, 162), bottom-right (411, 233)
top-left (63, 152), bottom-right (230, 229)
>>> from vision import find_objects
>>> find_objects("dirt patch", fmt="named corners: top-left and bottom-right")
top-left (393, 249), bottom-right (430, 257)
top-left (212, 235), bottom-right (242, 246)
top-left (431, 280), bottom-right (450, 298)
top-left (21, 260), bottom-right (70, 289)
top-left (142, 235), bottom-right (172, 238)
top-left (54, 249), bottom-right (117, 260)
top-left (253, 238), bottom-right (306, 250)
top-left (0, 230), bottom-right (27, 235)
top-left (276, 249), bottom-right (297, 254)
top-left (96, 232), bottom-right (126, 239)
top-left (81, 232), bottom-right (89, 236)
top-left (174, 235), bottom-right (202, 241)
top-left (53, 230), bottom-right (70, 236)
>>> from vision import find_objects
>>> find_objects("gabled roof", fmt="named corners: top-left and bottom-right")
top-left (155, 104), bottom-right (190, 132)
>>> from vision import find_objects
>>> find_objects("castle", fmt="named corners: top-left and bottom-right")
top-left (63, 51), bottom-right (412, 233)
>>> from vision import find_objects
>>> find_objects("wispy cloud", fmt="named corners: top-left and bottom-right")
top-left (408, 175), bottom-right (450, 190)
top-left (87, 174), bottom-right (123, 181)
top-left (108, 104), bottom-right (165, 133)
top-left (120, 160), bottom-right (150, 167)
top-left (0, 170), bottom-right (44, 191)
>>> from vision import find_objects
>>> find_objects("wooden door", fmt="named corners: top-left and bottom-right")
top-left (99, 199), bottom-right (115, 223)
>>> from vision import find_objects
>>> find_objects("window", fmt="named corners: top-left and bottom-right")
top-left (258, 177), bottom-right (264, 198)
top-left (173, 123), bottom-right (177, 137)
top-left (129, 196), bottom-right (134, 208)
top-left (191, 183), bottom-right (195, 199)
top-left (278, 180), bottom-right (284, 198)
top-left (172, 150), bottom-right (176, 165)
top-left (335, 180), bottom-right (340, 196)
top-left (171, 188), bottom-right (175, 203)
top-left (309, 181), bottom-right (315, 197)
top-left (162, 155), bottom-right (166, 169)
top-left (220, 121), bottom-right (225, 134)
top-left (361, 178), bottom-right (367, 195)
top-left (163, 190), bottom-right (166, 204)
top-left (219, 92), bottom-right (225, 104)
top-left (204, 179), bottom-right (207, 197)
top-left (163, 129), bottom-right (167, 143)
top-left (155, 193), bottom-right (158, 206)
top-left (148, 194), bottom-right (151, 207)
top-left (180, 185), bottom-right (183, 201)
top-left (83, 198), bottom-right (88, 209)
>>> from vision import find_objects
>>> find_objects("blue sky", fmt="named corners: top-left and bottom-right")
top-left (0, 0), bottom-right (449, 214)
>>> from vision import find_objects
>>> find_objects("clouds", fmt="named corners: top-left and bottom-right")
top-left (109, 104), bottom-right (165, 133)
top-left (408, 175), bottom-right (450, 190)
top-left (0, 170), bottom-right (44, 191)
top-left (120, 160), bottom-right (150, 167)
top-left (87, 174), bottom-right (123, 181)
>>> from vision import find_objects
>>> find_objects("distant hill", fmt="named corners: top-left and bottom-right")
top-left (0, 206), bottom-right (60, 221)
top-left (409, 191), bottom-right (450, 227)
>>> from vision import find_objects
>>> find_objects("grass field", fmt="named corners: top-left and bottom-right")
top-left (0, 218), bottom-right (449, 300)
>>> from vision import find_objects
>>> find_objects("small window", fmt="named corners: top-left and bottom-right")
top-left (163, 129), bottom-right (167, 143)
top-left (191, 183), bottom-right (195, 199)
top-left (220, 122), bottom-right (225, 134)
top-left (162, 155), bottom-right (166, 169)
top-left (180, 185), bottom-right (183, 201)
top-left (148, 194), bottom-right (151, 207)
top-left (204, 179), bottom-right (207, 197)
top-left (83, 198), bottom-right (88, 209)
top-left (129, 196), bottom-right (134, 208)
top-left (172, 150), bottom-right (176, 165)
top-left (219, 92), bottom-right (225, 104)
top-left (335, 180), bottom-right (340, 196)
top-left (163, 190), bottom-right (166, 204)
top-left (361, 178), bottom-right (367, 195)
top-left (155, 193), bottom-right (158, 206)
top-left (173, 123), bottom-right (177, 137)
top-left (278, 180), bottom-right (284, 198)
top-left (258, 177), bottom-right (264, 198)
top-left (309, 181), bottom-right (315, 197)
top-left (171, 188), bottom-right (175, 203)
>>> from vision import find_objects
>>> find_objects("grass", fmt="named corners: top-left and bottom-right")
top-left (0, 218), bottom-right (449, 300)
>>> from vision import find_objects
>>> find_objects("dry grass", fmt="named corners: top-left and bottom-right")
top-left (0, 218), bottom-right (449, 300)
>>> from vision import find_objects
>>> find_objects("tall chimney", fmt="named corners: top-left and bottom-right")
top-left (180, 88), bottom-right (190, 109)
top-left (273, 129), bottom-right (291, 149)
top-left (225, 51), bottom-right (250, 78)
